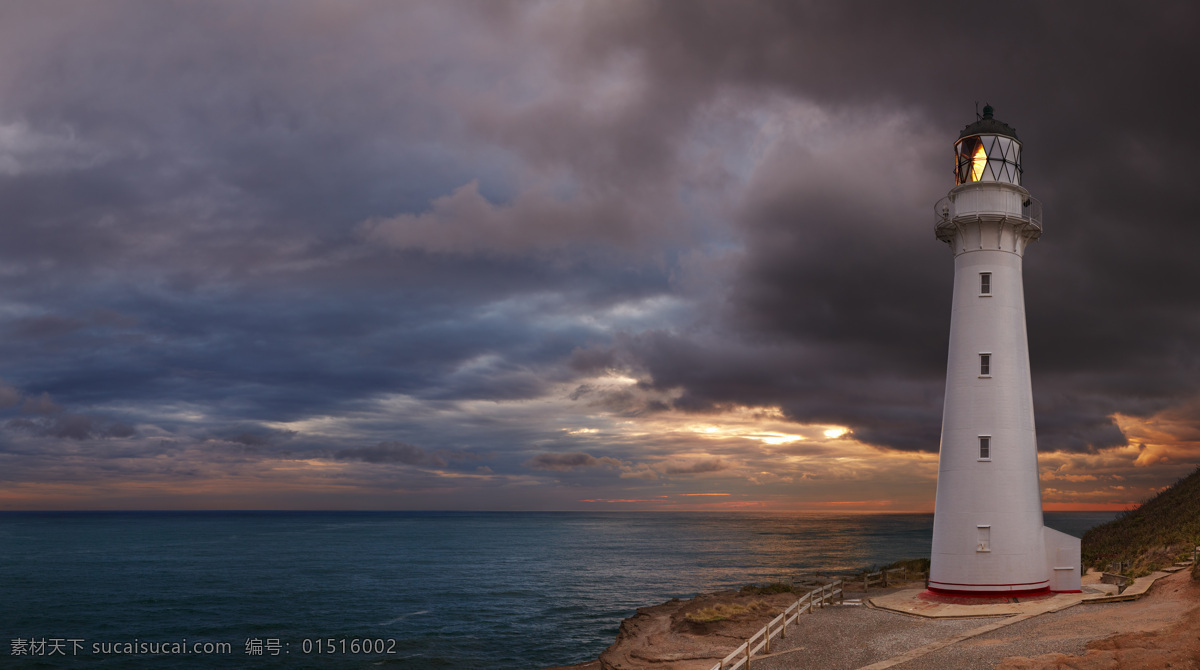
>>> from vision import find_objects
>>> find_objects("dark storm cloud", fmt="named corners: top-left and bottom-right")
top-left (661, 458), bottom-right (729, 475)
top-left (332, 441), bottom-right (449, 468)
top-left (8, 414), bottom-right (135, 441)
top-left (0, 382), bottom-right (20, 408)
top-left (11, 315), bottom-right (87, 339)
top-left (224, 430), bottom-right (297, 449)
top-left (0, 1), bottom-right (1196, 510)
top-left (21, 393), bottom-right (60, 415)
top-left (543, 1), bottom-right (1200, 454)
top-left (525, 452), bottom-right (622, 471)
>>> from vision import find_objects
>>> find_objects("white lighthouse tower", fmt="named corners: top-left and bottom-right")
top-left (929, 106), bottom-right (1080, 596)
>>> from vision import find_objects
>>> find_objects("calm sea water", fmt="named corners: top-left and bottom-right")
top-left (0, 511), bottom-right (1115, 669)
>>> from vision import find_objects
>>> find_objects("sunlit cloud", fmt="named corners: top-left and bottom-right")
top-left (0, 2), bottom-right (1195, 514)
top-left (1032, 404), bottom-right (1200, 509)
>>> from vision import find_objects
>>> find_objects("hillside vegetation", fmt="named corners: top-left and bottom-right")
top-left (1081, 466), bottom-right (1200, 578)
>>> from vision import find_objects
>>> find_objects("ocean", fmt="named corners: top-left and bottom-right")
top-left (0, 510), bottom-right (1117, 669)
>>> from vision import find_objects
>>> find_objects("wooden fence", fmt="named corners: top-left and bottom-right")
top-left (706, 567), bottom-right (929, 670)
top-left (707, 580), bottom-right (843, 670)
top-left (860, 566), bottom-right (921, 590)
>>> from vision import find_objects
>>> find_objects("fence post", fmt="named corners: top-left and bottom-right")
top-left (765, 620), bottom-right (771, 653)
top-left (863, 572), bottom-right (868, 591)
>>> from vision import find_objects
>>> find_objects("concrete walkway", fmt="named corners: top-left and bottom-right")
top-left (870, 568), bottom-right (1177, 618)
top-left (869, 588), bottom-right (1087, 619)
top-left (849, 568), bottom-right (1183, 669)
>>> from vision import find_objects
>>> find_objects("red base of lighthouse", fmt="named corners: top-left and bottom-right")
top-left (920, 587), bottom-right (1052, 604)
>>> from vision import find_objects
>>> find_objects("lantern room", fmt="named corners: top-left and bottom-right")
top-left (954, 105), bottom-right (1022, 185)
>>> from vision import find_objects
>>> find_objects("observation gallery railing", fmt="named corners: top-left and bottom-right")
top-left (934, 193), bottom-right (1043, 233)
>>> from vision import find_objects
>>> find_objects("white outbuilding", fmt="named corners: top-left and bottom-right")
top-left (929, 106), bottom-right (1080, 596)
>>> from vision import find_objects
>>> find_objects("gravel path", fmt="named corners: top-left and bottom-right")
top-left (752, 572), bottom-right (1196, 670)
top-left (884, 606), bottom-right (1096, 670)
top-left (749, 589), bottom-right (1003, 670)
top-left (890, 588), bottom-right (1191, 670)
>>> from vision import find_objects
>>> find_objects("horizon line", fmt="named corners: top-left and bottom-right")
top-left (0, 506), bottom-right (1132, 514)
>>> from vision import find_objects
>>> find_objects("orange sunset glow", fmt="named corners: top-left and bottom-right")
top-left (5, 392), bottom-right (1194, 511)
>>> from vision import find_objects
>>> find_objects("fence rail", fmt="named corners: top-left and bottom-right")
top-left (709, 580), bottom-right (843, 670)
top-left (860, 566), bottom-right (920, 590)
top-left (707, 567), bottom-right (928, 670)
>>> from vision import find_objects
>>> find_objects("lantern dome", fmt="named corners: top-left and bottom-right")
top-left (954, 105), bottom-right (1022, 185)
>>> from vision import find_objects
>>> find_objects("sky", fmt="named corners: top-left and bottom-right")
top-left (0, 1), bottom-right (1197, 511)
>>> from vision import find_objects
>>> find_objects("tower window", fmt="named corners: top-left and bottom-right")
top-left (979, 436), bottom-right (991, 459)
top-left (977, 525), bottom-right (991, 552)
top-left (980, 354), bottom-right (991, 376)
top-left (980, 272), bottom-right (991, 295)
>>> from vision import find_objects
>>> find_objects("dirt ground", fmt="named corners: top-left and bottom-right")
top-left (547, 572), bottom-right (1200, 670)
top-left (991, 571), bottom-right (1200, 670)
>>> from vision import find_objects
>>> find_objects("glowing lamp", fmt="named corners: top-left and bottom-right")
top-left (954, 105), bottom-right (1022, 185)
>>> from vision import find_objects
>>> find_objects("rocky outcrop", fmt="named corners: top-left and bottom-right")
top-left (596, 590), bottom-right (801, 670)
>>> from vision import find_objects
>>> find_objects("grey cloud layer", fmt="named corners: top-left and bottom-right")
top-left (0, 2), bottom-right (1196, 508)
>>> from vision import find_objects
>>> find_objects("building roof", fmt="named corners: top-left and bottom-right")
top-left (958, 104), bottom-right (1019, 141)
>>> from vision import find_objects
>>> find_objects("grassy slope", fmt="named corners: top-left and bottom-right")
top-left (1081, 466), bottom-right (1200, 577)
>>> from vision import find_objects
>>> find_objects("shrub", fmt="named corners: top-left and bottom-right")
top-left (739, 582), bottom-right (796, 595)
top-left (684, 601), bottom-right (769, 623)
top-left (881, 558), bottom-right (931, 573)
top-left (1081, 466), bottom-right (1200, 576)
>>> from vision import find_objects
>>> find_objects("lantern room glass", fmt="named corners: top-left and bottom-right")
top-left (955, 134), bottom-right (1022, 186)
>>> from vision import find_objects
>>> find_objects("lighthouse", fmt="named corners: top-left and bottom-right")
top-left (929, 106), bottom-right (1081, 595)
